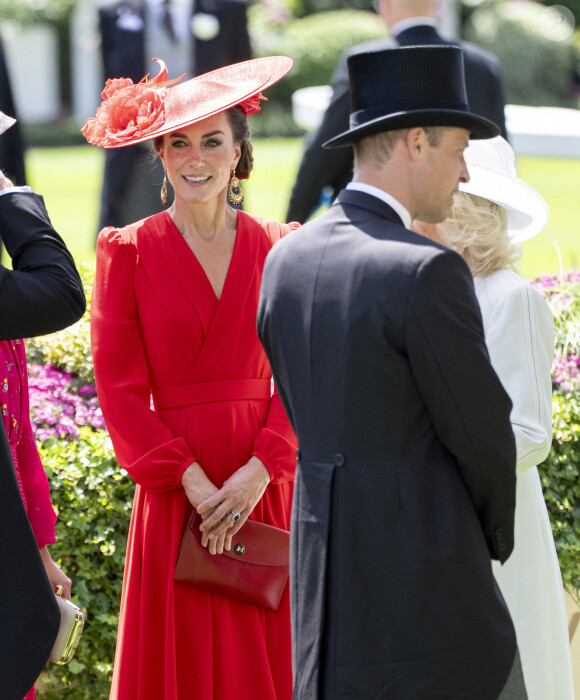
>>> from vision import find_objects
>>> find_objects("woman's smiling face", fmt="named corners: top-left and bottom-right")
top-left (159, 112), bottom-right (241, 206)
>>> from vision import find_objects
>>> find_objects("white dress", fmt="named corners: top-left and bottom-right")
top-left (475, 269), bottom-right (574, 700)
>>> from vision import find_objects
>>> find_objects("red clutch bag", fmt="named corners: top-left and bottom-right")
top-left (174, 511), bottom-right (290, 611)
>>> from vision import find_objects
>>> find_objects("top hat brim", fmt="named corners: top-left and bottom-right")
top-left (0, 111), bottom-right (16, 136)
top-left (322, 108), bottom-right (500, 149)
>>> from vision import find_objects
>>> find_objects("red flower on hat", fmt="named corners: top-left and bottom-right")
top-left (237, 93), bottom-right (267, 115)
top-left (82, 59), bottom-right (184, 148)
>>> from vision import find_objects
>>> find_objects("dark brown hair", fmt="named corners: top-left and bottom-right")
top-left (225, 107), bottom-right (253, 180)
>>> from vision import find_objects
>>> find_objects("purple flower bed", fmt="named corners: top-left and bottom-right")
top-left (530, 271), bottom-right (580, 393)
top-left (552, 354), bottom-right (580, 393)
top-left (28, 363), bottom-right (106, 441)
top-left (530, 269), bottom-right (580, 296)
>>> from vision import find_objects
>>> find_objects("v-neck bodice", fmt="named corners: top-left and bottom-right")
top-left (164, 211), bottom-right (239, 303)
top-left (114, 210), bottom-right (286, 391)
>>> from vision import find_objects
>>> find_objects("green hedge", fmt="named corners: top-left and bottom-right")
top-left (27, 263), bottom-right (94, 383)
top-left (252, 9), bottom-right (385, 107)
top-left (37, 429), bottom-right (133, 698)
top-left (464, 1), bottom-right (578, 108)
top-left (543, 391), bottom-right (580, 596)
top-left (536, 272), bottom-right (580, 599)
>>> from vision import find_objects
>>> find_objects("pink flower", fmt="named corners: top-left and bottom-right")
top-left (82, 59), bottom-right (184, 148)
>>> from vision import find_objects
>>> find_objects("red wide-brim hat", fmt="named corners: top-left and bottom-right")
top-left (82, 56), bottom-right (293, 149)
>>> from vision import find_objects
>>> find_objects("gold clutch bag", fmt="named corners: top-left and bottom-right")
top-left (49, 588), bottom-right (85, 665)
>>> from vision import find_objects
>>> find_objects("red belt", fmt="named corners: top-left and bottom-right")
top-left (152, 379), bottom-right (271, 410)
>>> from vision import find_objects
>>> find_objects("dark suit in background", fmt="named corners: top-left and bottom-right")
top-left (286, 23), bottom-right (507, 223)
top-left (97, 0), bottom-right (162, 232)
top-left (0, 37), bottom-right (26, 187)
top-left (192, 0), bottom-right (252, 76)
top-left (97, 0), bottom-right (251, 232)
top-left (0, 190), bottom-right (85, 699)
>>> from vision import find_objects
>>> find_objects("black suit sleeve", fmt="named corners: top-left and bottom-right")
top-left (461, 42), bottom-right (507, 140)
top-left (285, 55), bottom-right (354, 223)
top-left (286, 38), bottom-right (396, 224)
top-left (405, 249), bottom-right (516, 562)
top-left (0, 191), bottom-right (86, 339)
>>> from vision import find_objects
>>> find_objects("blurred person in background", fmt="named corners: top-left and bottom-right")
top-left (413, 135), bottom-right (575, 700)
top-left (0, 110), bottom-right (86, 700)
top-left (286, 0), bottom-right (507, 224)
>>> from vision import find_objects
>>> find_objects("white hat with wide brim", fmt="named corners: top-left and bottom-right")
top-left (460, 136), bottom-right (549, 242)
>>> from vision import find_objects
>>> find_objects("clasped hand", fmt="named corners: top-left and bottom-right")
top-left (181, 456), bottom-right (270, 555)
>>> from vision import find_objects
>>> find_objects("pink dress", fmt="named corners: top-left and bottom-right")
top-left (0, 340), bottom-right (57, 699)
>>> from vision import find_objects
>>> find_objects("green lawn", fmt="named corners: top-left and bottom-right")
top-left (26, 140), bottom-right (579, 279)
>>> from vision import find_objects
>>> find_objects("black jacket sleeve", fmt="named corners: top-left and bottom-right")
top-left (406, 250), bottom-right (516, 561)
top-left (0, 191), bottom-right (86, 339)
top-left (285, 55), bottom-right (353, 224)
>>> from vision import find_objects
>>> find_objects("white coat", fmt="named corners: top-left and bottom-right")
top-left (476, 269), bottom-right (575, 700)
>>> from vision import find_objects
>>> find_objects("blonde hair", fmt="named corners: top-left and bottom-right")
top-left (437, 191), bottom-right (522, 278)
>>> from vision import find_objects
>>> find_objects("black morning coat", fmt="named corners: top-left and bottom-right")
top-left (258, 190), bottom-right (518, 700)
top-left (0, 191), bottom-right (86, 700)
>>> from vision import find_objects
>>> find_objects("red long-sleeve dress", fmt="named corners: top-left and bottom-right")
top-left (91, 210), bottom-right (298, 700)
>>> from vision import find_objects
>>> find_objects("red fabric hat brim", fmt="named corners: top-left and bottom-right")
top-left (83, 56), bottom-right (293, 149)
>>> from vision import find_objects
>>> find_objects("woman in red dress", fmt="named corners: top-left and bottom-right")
top-left (84, 57), bottom-right (297, 699)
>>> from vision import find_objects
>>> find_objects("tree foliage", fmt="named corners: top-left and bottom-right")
top-left (0, 0), bottom-right (76, 25)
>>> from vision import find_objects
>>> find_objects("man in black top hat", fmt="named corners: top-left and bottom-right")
top-left (286, 0), bottom-right (507, 224)
top-left (258, 46), bottom-right (526, 699)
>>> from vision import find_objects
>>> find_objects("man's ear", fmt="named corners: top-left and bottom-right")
top-left (405, 127), bottom-right (427, 161)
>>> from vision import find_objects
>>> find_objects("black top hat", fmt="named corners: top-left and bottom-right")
top-left (323, 45), bottom-right (499, 149)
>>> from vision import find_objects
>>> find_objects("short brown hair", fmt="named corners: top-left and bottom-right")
top-left (353, 129), bottom-right (407, 169)
top-left (353, 125), bottom-right (454, 171)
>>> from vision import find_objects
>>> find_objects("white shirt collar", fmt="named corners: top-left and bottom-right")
top-left (346, 182), bottom-right (411, 229)
top-left (390, 17), bottom-right (437, 38)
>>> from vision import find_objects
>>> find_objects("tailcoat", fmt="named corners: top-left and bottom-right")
top-left (258, 190), bottom-right (518, 699)
top-left (91, 210), bottom-right (297, 700)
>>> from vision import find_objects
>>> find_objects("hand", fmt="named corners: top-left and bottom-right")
top-left (181, 460), bottom-right (219, 509)
top-left (196, 456), bottom-right (271, 555)
top-left (39, 546), bottom-right (72, 600)
top-left (0, 171), bottom-right (13, 191)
